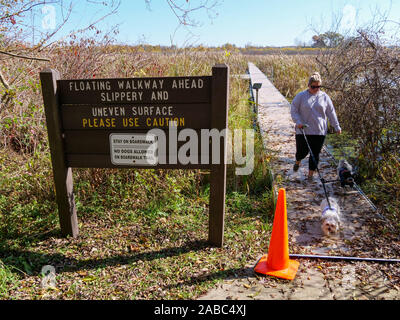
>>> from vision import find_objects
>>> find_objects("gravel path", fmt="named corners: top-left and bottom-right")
top-left (198, 63), bottom-right (400, 300)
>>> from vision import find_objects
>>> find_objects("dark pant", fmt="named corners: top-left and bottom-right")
top-left (295, 134), bottom-right (325, 171)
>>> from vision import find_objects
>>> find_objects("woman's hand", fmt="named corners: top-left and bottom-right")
top-left (336, 130), bottom-right (342, 134)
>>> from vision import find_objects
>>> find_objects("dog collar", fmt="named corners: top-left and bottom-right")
top-left (322, 206), bottom-right (340, 224)
top-left (322, 206), bottom-right (333, 214)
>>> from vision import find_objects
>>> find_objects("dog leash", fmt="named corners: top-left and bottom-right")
top-left (300, 125), bottom-right (332, 209)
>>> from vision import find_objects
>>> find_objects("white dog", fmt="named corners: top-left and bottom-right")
top-left (320, 197), bottom-right (341, 236)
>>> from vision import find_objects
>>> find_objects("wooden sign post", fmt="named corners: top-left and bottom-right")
top-left (40, 70), bottom-right (79, 238)
top-left (209, 65), bottom-right (229, 247)
top-left (40, 64), bottom-right (229, 247)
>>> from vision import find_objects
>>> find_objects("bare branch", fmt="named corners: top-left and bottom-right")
top-left (315, 56), bottom-right (330, 76)
top-left (0, 50), bottom-right (50, 62)
top-left (0, 1), bottom-right (58, 21)
top-left (0, 70), bottom-right (10, 90)
top-left (146, 0), bottom-right (220, 27)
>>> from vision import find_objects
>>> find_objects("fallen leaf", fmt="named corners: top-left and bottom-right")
top-left (82, 276), bottom-right (97, 283)
top-left (78, 270), bottom-right (88, 277)
top-left (129, 245), bottom-right (140, 253)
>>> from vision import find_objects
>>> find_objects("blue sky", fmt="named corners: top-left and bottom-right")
top-left (37, 0), bottom-right (400, 47)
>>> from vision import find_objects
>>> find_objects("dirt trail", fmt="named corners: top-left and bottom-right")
top-left (198, 63), bottom-right (400, 300)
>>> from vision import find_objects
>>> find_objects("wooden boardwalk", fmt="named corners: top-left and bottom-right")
top-left (248, 63), bottom-right (292, 150)
top-left (199, 63), bottom-right (399, 300)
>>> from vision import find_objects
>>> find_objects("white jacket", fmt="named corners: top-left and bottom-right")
top-left (290, 90), bottom-right (341, 135)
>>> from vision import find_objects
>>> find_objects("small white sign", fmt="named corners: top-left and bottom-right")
top-left (110, 133), bottom-right (158, 166)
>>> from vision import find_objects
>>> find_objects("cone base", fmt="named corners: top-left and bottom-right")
top-left (254, 254), bottom-right (300, 280)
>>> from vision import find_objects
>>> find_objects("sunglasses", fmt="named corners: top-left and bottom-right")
top-left (310, 85), bottom-right (321, 89)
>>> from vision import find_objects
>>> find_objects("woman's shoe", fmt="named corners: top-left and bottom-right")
top-left (307, 174), bottom-right (315, 182)
top-left (293, 163), bottom-right (300, 172)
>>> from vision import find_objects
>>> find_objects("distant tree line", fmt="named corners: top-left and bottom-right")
top-left (311, 31), bottom-right (345, 48)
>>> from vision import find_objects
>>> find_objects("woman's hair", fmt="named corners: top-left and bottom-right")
top-left (308, 72), bottom-right (322, 86)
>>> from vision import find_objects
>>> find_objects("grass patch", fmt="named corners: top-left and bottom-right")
top-left (0, 261), bottom-right (21, 299)
top-left (0, 178), bottom-right (272, 299)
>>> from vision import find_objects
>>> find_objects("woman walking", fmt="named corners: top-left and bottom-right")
top-left (290, 72), bottom-right (341, 180)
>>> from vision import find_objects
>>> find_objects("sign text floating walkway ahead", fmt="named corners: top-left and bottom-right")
top-left (40, 64), bottom-right (229, 247)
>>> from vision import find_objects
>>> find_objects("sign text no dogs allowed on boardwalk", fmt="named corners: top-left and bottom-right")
top-left (40, 64), bottom-right (229, 247)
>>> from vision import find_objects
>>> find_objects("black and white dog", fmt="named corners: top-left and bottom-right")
top-left (337, 159), bottom-right (354, 188)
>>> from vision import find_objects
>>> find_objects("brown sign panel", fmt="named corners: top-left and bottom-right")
top-left (63, 130), bottom-right (211, 154)
top-left (60, 104), bottom-right (211, 130)
top-left (64, 130), bottom-right (212, 169)
top-left (66, 154), bottom-right (212, 169)
top-left (58, 76), bottom-right (211, 105)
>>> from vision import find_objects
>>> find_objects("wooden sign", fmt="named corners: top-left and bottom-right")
top-left (40, 64), bottom-right (229, 247)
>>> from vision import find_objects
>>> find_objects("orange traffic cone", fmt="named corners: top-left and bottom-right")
top-left (254, 188), bottom-right (299, 280)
